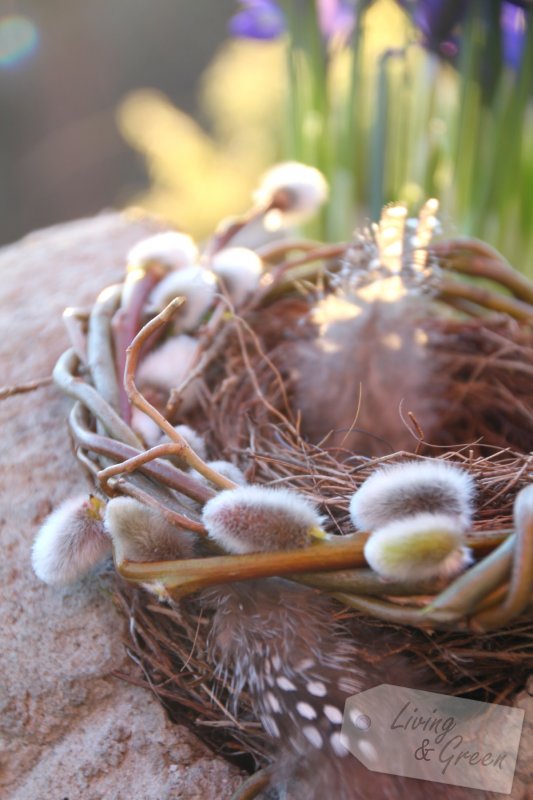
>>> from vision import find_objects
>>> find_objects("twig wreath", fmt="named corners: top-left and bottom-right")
top-left (27, 163), bottom-right (533, 793)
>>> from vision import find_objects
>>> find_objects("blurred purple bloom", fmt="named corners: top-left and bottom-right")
top-left (400, 1), bottom-right (529, 69)
top-left (229, 0), bottom-right (357, 43)
top-left (398, 0), bottom-right (463, 58)
top-left (229, 1), bottom-right (286, 40)
top-left (317, 0), bottom-right (356, 41)
top-left (501, 2), bottom-right (527, 69)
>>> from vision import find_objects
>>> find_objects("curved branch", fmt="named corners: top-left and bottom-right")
top-left (124, 299), bottom-right (239, 490)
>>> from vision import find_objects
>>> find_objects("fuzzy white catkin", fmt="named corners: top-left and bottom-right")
top-left (210, 248), bottom-right (263, 306)
top-left (363, 512), bottom-right (473, 581)
top-left (131, 407), bottom-right (164, 448)
top-left (192, 460), bottom-right (247, 488)
top-left (254, 161), bottom-right (328, 222)
top-left (32, 495), bottom-right (111, 587)
top-left (104, 497), bottom-right (196, 563)
top-left (157, 425), bottom-right (209, 470)
top-left (349, 461), bottom-right (475, 532)
top-left (173, 425), bottom-right (207, 459)
top-left (202, 485), bottom-right (323, 554)
top-left (136, 334), bottom-right (200, 411)
top-left (127, 231), bottom-right (198, 270)
top-left (146, 266), bottom-right (216, 331)
top-left (130, 413), bottom-right (207, 459)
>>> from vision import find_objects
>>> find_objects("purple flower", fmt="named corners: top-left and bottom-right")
top-left (229, 0), bottom-right (357, 43)
top-left (229, 1), bottom-right (286, 40)
top-left (400, 1), bottom-right (529, 69)
top-left (317, 0), bottom-right (356, 42)
top-left (398, 0), bottom-right (464, 58)
top-left (501, 2), bottom-right (527, 69)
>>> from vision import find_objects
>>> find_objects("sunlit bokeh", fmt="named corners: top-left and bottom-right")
top-left (0, 15), bottom-right (38, 69)
top-left (117, 40), bottom-right (285, 240)
top-left (115, 0), bottom-right (533, 274)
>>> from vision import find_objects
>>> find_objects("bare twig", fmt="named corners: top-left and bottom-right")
top-left (70, 403), bottom-right (213, 504)
top-left (124, 299), bottom-right (238, 490)
top-left (256, 243), bottom-right (346, 304)
top-left (256, 239), bottom-right (325, 261)
top-left (110, 477), bottom-right (206, 534)
top-left (291, 569), bottom-right (449, 597)
top-left (203, 201), bottom-right (276, 258)
top-left (166, 302), bottom-right (231, 418)
top-left (0, 375), bottom-right (52, 401)
top-left (98, 442), bottom-right (214, 517)
top-left (333, 593), bottom-right (460, 629)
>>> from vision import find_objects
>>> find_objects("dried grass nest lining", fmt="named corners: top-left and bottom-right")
top-left (203, 295), bottom-right (533, 460)
top-left (198, 298), bottom-right (530, 507)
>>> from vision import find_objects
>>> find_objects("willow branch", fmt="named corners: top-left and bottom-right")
top-left (426, 534), bottom-right (514, 615)
top-left (471, 502), bottom-right (533, 631)
top-left (117, 537), bottom-right (366, 596)
top-left (118, 525), bottom-right (509, 601)
top-left (291, 569), bottom-right (449, 597)
top-left (87, 283), bottom-right (122, 412)
top-left (432, 238), bottom-right (533, 304)
top-left (437, 277), bottom-right (533, 322)
top-left (112, 477), bottom-right (207, 534)
top-left (53, 348), bottom-right (142, 448)
top-left (125, 299), bottom-right (238, 490)
top-left (62, 306), bottom-right (90, 363)
top-left (113, 266), bottom-right (164, 422)
top-left (333, 593), bottom-right (460, 629)
top-left (69, 403), bottom-right (214, 504)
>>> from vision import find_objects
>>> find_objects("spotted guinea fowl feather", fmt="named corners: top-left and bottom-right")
top-left (202, 578), bottom-right (484, 799)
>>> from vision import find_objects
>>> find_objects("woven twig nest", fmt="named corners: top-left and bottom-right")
top-left (36, 175), bottom-right (533, 798)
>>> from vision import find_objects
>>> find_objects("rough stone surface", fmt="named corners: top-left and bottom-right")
top-left (0, 213), bottom-right (242, 799)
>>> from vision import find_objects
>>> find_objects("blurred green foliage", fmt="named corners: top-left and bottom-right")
top-left (118, 0), bottom-right (533, 274)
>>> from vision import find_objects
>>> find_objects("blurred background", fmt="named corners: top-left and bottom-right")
top-left (1, 1), bottom-right (532, 275)
top-left (0, 0), bottom-right (234, 246)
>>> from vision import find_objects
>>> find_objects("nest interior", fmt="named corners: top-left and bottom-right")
top-left (114, 272), bottom-right (533, 772)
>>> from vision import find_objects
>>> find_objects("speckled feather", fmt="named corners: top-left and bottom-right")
top-left (200, 579), bottom-right (482, 799)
